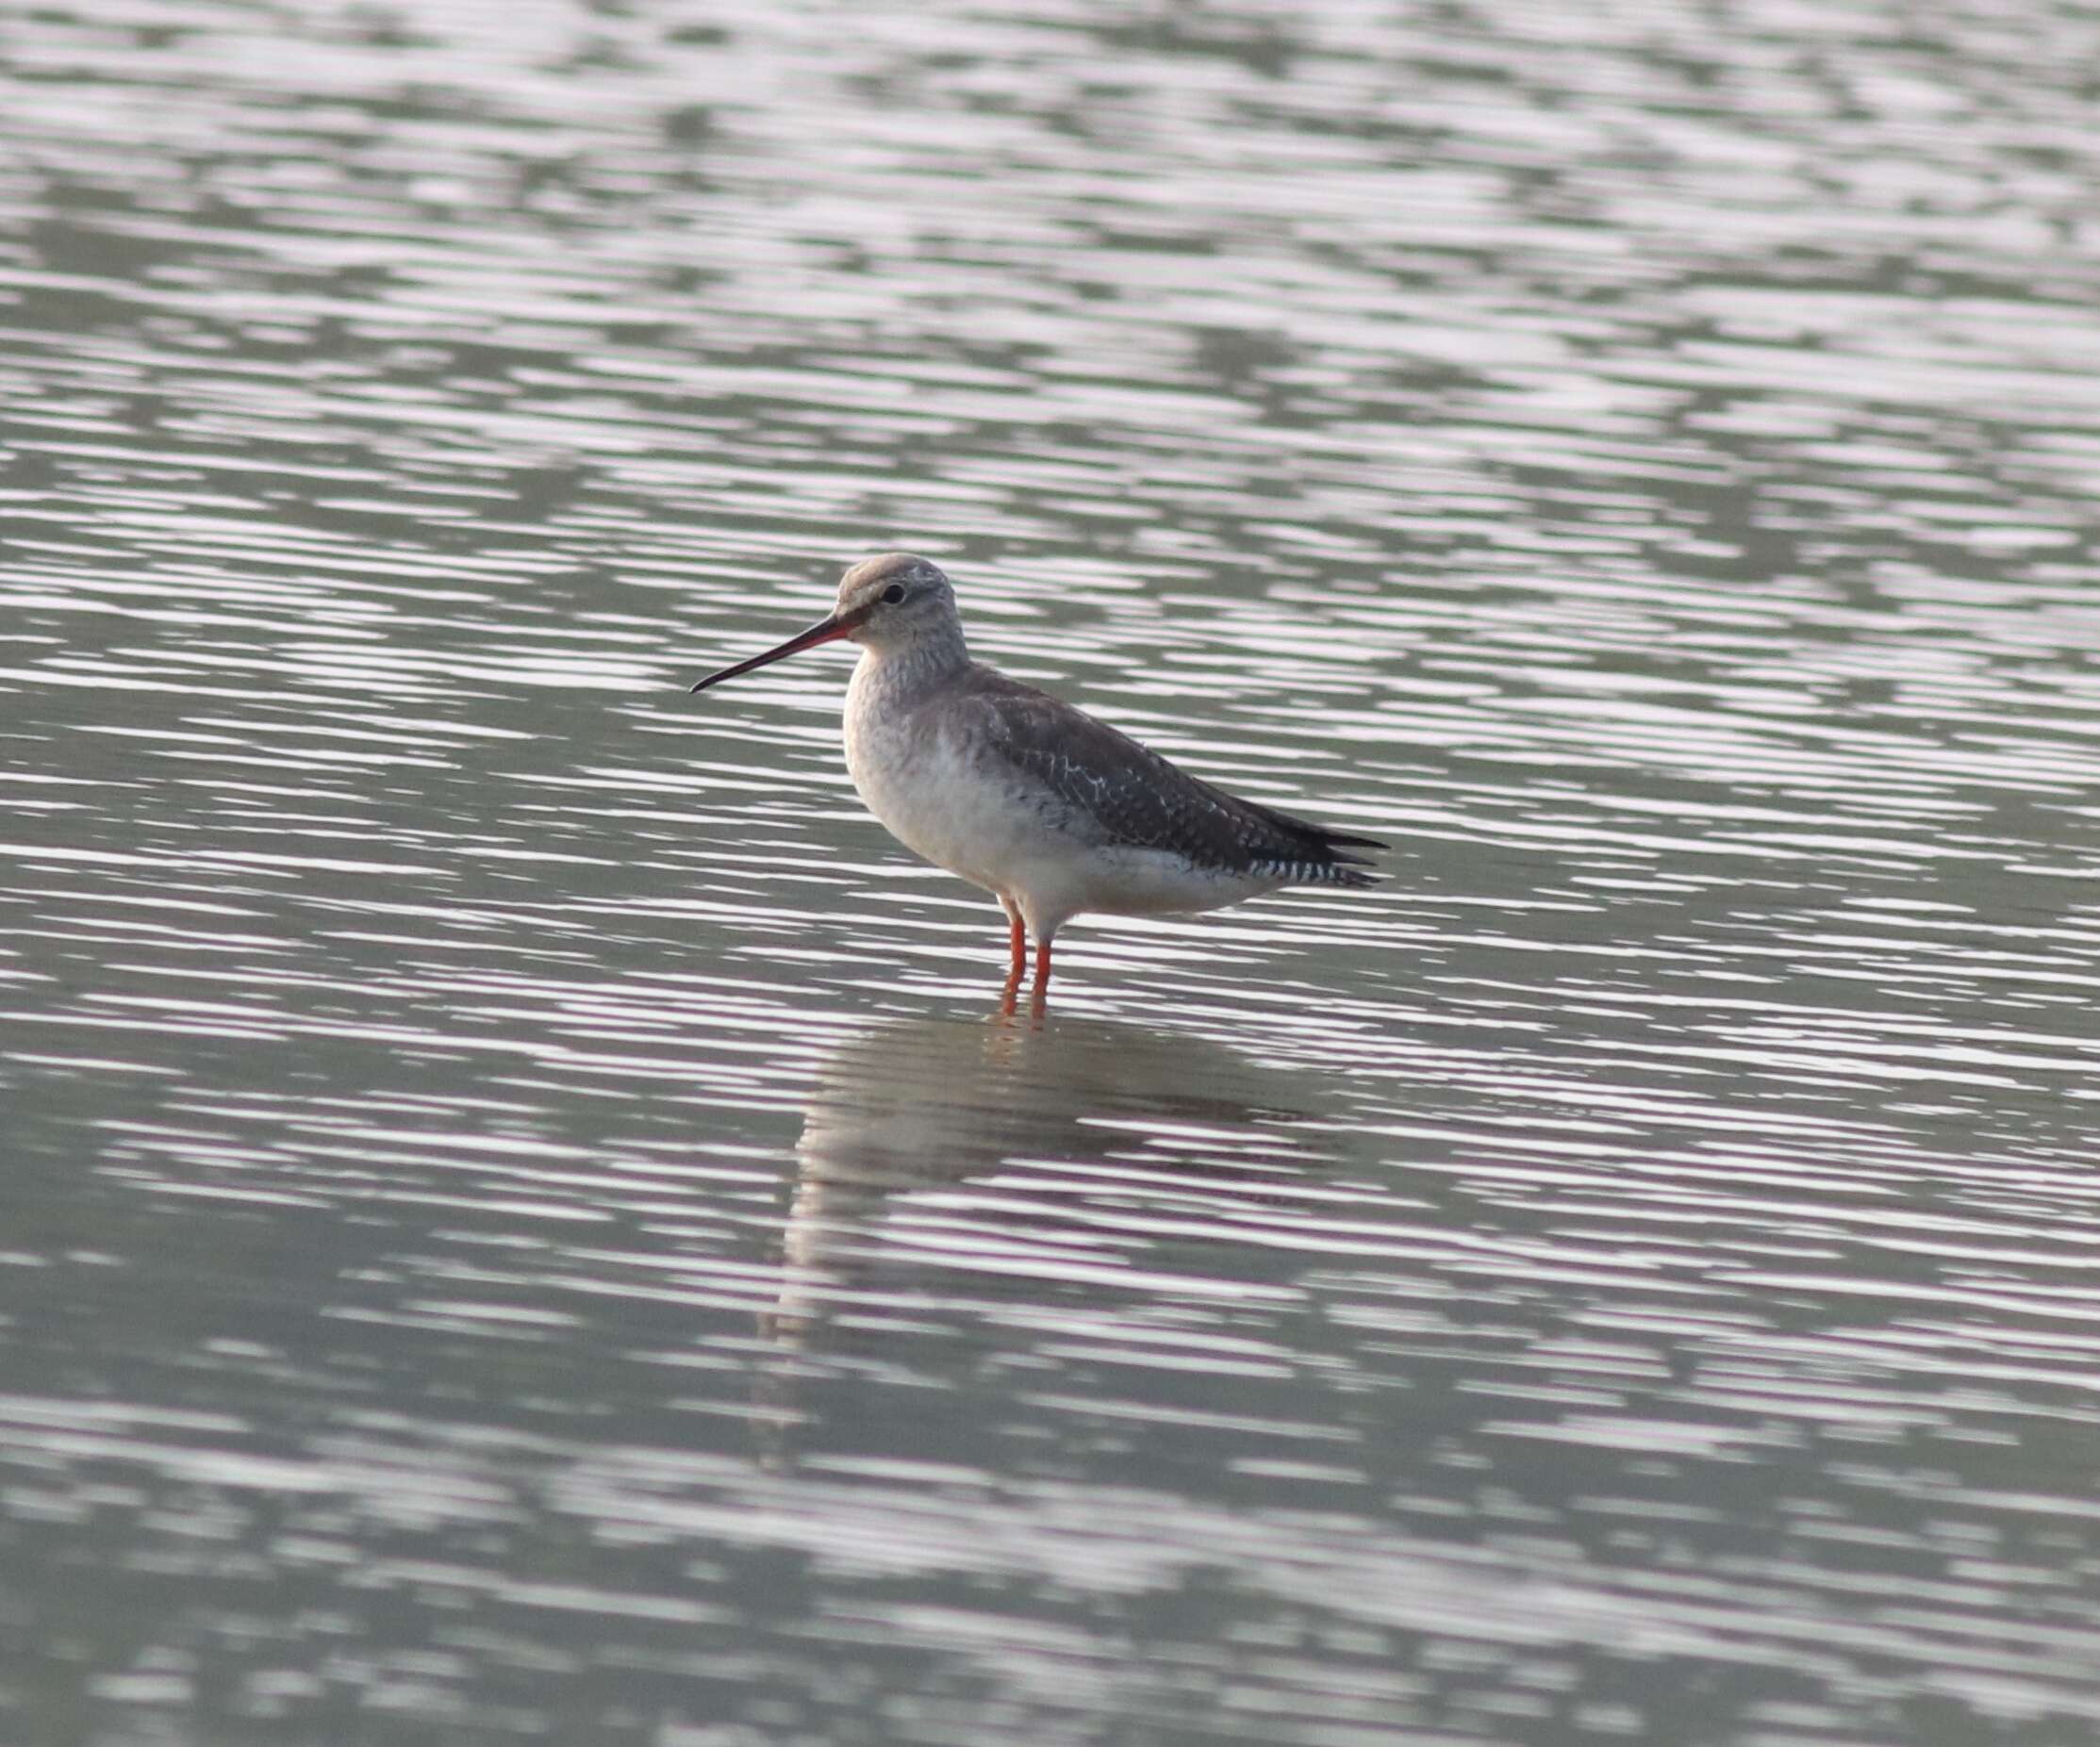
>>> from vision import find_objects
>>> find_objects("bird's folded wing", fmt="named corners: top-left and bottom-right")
top-left (939, 671), bottom-right (1381, 878)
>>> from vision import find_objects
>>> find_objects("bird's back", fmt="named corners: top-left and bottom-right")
top-left (924, 663), bottom-right (1383, 889)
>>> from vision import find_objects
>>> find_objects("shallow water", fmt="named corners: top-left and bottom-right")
top-left (6, 1), bottom-right (2100, 1741)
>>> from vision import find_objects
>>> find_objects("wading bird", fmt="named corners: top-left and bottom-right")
top-left (691, 554), bottom-right (1381, 1011)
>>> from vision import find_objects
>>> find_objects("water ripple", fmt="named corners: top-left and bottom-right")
top-left (6, 0), bottom-right (2100, 1740)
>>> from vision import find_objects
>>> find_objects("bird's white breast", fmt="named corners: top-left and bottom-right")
top-left (845, 653), bottom-right (1031, 896)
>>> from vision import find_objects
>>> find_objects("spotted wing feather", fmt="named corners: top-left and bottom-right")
top-left (936, 667), bottom-right (1383, 887)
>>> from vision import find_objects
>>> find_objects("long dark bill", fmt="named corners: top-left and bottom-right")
top-left (689, 610), bottom-right (858, 694)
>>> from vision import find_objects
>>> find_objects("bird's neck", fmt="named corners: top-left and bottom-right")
top-left (851, 624), bottom-right (971, 712)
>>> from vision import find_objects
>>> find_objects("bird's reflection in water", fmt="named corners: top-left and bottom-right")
top-left (752, 1013), bottom-right (1333, 1460)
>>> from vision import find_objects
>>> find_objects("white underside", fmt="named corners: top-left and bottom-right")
top-left (845, 654), bottom-right (1284, 941)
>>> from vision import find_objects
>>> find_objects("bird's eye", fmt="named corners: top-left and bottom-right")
top-left (880, 585), bottom-right (906, 604)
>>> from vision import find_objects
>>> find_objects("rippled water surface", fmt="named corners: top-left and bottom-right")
top-left (7, 1), bottom-right (2100, 1741)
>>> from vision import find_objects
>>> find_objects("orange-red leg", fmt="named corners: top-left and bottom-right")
top-left (997, 903), bottom-right (1026, 1016)
top-left (1029, 937), bottom-right (1052, 1014)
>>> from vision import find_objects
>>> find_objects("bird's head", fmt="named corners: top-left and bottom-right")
top-left (832, 553), bottom-right (957, 651)
top-left (690, 553), bottom-right (959, 694)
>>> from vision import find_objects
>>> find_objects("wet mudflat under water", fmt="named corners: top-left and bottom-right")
top-left (5, 1), bottom-right (2100, 1741)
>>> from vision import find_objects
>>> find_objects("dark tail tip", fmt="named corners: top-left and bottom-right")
top-left (1315, 827), bottom-right (1385, 870)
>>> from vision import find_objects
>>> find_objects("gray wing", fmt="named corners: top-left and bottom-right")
top-left (934, 667), bottom-right (1383, 887)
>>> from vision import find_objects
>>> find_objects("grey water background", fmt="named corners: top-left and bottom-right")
top-left (5, 0), bottom-right (2100, 1741)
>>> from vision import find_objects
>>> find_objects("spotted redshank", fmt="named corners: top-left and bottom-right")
top-left (690, 553), bottom-right (1381, 1009)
